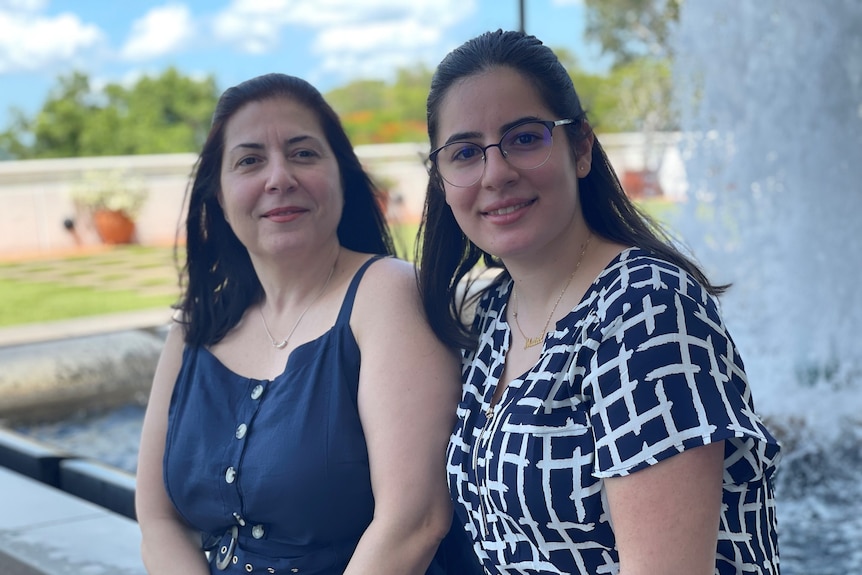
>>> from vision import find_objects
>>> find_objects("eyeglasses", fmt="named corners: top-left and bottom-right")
top-left (429, 118), bottom-right (574, 188)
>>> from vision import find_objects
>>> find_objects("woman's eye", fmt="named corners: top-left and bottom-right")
top-left (237, 156), bottom-right (259, 167)
top-left (450, 144), bottom-right (481, 162)
top-left (292, 148), bottom-right (320, 161)
top-left (509, 131), bottom-right (541, 147)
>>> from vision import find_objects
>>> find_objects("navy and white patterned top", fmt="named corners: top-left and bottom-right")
top-left (447, 248), bottom-right (782, 575)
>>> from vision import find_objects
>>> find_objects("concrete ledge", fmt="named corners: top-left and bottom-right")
top-left (0, 428), bottom-right (70, 487)
top-left (0, 428), bottom-right (143, 571)
top-left (0, 429), bottom-right (137, 520)
top-left (0, 329), bottom-right (163, 422)
top-left (0, 309), bottom-right (172, 348)
top-left (0, 465), bottom-right (145, 574)
top-left (60, 458), bottom-right (137, 520)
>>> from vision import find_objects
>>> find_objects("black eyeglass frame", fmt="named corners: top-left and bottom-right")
top-left (428, 118), bottom-right (575, 188)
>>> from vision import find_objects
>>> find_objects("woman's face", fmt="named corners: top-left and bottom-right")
top-left (219, 97), bottom-right (343, 259)
top-left (435, 66), bottom-right (588, 262)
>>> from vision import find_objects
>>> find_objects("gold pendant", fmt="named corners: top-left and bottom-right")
top-left (523, 335), bottom-right (544, 349)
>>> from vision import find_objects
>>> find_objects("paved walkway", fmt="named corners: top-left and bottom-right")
top-left (0, 465), bottom-right (146, 574)
top-left (0, 307), bottom-right (172, 347)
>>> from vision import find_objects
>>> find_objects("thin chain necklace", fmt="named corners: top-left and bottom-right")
top-left (512, 233), bottom-right (592, 349)
top-left (258, 251), bottom-right (339, 350)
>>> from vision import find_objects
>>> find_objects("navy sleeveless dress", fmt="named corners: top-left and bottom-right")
top-left (165, 257), bottom-right (381, 574)
top-left (163, 255), bottom-right (482, 575)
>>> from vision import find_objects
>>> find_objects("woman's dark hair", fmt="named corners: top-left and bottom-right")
top-left (177, 73), bottom-right (394, 346)
top-left (418, 29), bottom-right (726, 350)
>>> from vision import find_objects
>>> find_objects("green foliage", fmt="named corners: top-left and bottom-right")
top-left (552, 46), bottom-right (672, 133)
top-left (0, 22), bottom-right (681, 162)
top-left (603, 57), bottom-right (676, 132)
top-left (579, 0), bottom-right (680, 132)
top-left (325, 66), bottom-right (432, 145)
top-left (583, 0), bottom-right (681, 64)
top-left (1, 68), bottom-right (219, 159)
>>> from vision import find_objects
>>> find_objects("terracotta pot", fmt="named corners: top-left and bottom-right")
top-left (92, 209), bottom-right (136, 244)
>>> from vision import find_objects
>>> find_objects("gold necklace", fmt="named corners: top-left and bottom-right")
top-left (258, 252), bottom-right (338, 350)
top-left (512, 233), bottom-right (592, 349)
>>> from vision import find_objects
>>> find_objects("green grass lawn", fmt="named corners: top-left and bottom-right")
top-left (0, 199), bottom-right (677, 328)
top-left (0, 244), bottom-right (181, 327)
top-left (0, 279), bottom-right (177, 326)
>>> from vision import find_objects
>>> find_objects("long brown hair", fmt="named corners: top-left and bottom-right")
top-left (178, 73), bottom-right (395, 346)
top-left (418, 30), bottom-right (726, 350)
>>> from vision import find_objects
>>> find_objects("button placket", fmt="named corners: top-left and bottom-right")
top-left (220, 379), bottom-right (269, 571)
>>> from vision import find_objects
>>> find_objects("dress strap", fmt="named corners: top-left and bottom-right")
top-left (335, 255), bottom-right (386, 326)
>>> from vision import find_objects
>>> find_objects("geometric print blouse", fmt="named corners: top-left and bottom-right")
top-left (447, 248), bottom-right (782, 575)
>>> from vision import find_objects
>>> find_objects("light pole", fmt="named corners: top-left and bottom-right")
top-left (519, 0), bottom-right (526, 33)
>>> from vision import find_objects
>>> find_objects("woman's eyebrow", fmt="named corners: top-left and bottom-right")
top-left (228, 134), bottom-right (318, 153)
top-left (442, 116), bottom-right (541, 146)
top-left (443, 130), bottom-right (482, 146)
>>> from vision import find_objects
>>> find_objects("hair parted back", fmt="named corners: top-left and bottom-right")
top-left (418, 29), bottom-right (726, 350)
top-left (177, 72), bottom-right (395, 347)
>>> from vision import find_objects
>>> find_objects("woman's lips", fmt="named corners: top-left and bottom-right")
top-left (482, 199), bottom-right (535, 217)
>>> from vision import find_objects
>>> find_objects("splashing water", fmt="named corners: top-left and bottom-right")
top-left (670, 1), bottom-right (862, 573)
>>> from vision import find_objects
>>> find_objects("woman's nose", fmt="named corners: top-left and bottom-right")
top-left (265, 158), bottom-right (297, 192)
top-left (480, 145), bottom-right (518, 188)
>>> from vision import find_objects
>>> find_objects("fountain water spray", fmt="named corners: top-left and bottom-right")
top-left (671, 2), bottom-right (862, 572)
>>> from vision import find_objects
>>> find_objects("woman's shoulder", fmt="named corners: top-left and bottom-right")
top-left (347, 253), bottom-right (451, 359)
top-left (346, 252), bottom-right (416, 291)
top-left (342, 252), bottom-right (421, 316)
top-left (596, 247), bottom-right (714, 307)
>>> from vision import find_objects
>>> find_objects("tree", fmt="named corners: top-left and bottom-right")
top-left (27, 71), bottom-right (95, 159)
top-left (583, 0), bottom-right (681, 64)
top-left (325, 66), bottom-right (433, 145)
top-left (550, 46), bottom-right (632, 133)
top-left (1, 68), bottom-right (219, 159)
top-left (581, 0), bottom-right (680, 187)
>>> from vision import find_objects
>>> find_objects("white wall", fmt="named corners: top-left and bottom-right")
top-left (0, 135), bottom-right (685, 257)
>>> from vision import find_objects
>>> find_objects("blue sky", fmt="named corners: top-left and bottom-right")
top-left (0, 0), bottom-right (611, 131)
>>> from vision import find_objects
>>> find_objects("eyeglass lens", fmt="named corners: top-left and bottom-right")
top-left (436, 121), bottom-right (554, 187)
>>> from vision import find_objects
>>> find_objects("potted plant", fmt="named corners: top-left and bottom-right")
top-left (70, 170), bottom-right (148, 244)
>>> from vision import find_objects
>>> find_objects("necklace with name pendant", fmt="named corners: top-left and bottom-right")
top-left (258, 253), bottom-right (338, 350)
top-left (512, 233), bottom-right (592, 350)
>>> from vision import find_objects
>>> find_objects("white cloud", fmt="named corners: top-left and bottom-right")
top-left (120, 4), bottom-right (195, 61)
top-left (0, 7), bottom-right (104, 73)
top-left (314, 19), bottom-right (442, 75)
top-left (212, 0), bottom-right (475, 76)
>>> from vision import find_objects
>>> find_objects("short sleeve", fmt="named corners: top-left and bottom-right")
top-left (582, 259), bottom-right (780, 483)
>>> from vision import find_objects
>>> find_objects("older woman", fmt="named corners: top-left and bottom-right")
top-left (136, 73), bottom-right (461, 575)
